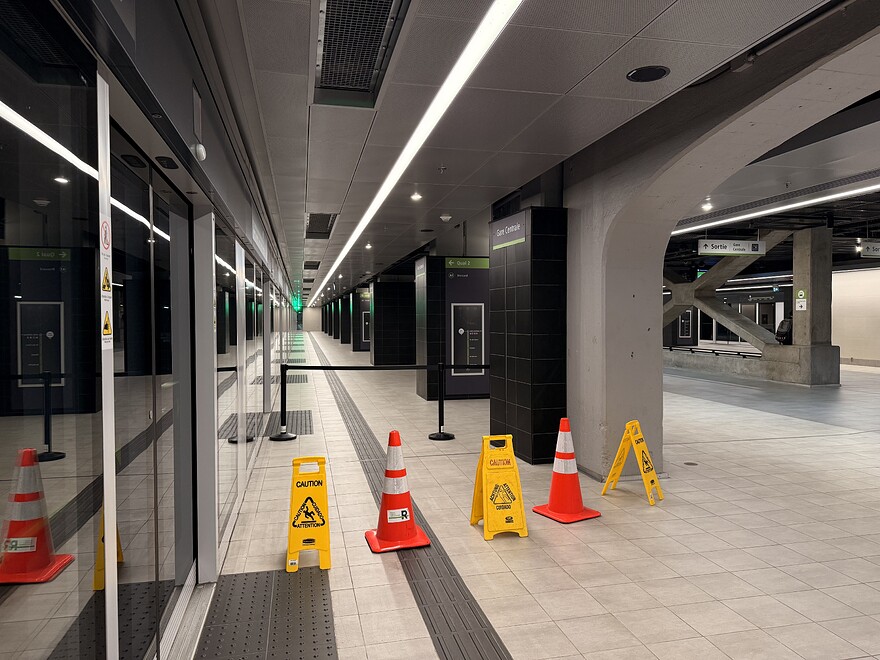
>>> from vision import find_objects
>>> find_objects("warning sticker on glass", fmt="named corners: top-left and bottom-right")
top-left (386, 508), bottom-right (411, 523)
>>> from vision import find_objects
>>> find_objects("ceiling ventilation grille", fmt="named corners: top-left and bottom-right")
top-left (315, 0), bottom-right (410, 106)
top-left (304, 261), bottom-right (321, 271)
top-left (305, 213), bottom-right (337, 239)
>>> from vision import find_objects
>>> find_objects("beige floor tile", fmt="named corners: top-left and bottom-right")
top-left (496, 621), bottom-right (579, 659)
top-left (708, 629), bottom-right (802, 659)
top-left (615, 606), bottom-right (699, 644)
top-left (766, 622), bottom-right (865, 660)
top-left (586, 584), bottom-right (660, 613)
top-left (533, 588), bottom-right (606, 620)
top-left (775, 589), bottom-right (862, 622)
top-left (556, 614), bottom-right (640, 654)
top-left (463, 571), bottom-right (528, 599)
top-left (648, 637), bottom-right (729, 660)
top-left (513, 566), bottom-right (580, 594)
top-left (687, 572), bottom-right (762, 599)
top-left (671, 601), bottom-right (756, 636)
top-left (364, 637), bottom-right (439, 660)
top-left (353, 583), bottom-right (417, 614)
top-left (637, 577), bottom-right (714, 606)
top-left (480, 594), bottom-right (551, 628)
top-left (823, 583), bottom-right (880, 615)
top-left (721, 595), bottom-right (809, 628)
top-left (359, 607), bottom-right (430, 645)
top-left (820, 616), bottom-right (880, 655)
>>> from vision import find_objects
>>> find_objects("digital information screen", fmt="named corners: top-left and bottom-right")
top-left (451, 303), bottom-right (484, 376)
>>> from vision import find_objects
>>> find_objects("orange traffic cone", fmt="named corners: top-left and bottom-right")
top-left (533, 419), bottom-right (601, 524)
top-left (365, 431), bottom-right (430, 553)
top-left (0, 448), bottom-right (74, 583)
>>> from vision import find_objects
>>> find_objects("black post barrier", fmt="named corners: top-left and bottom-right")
top-left (38, 371), bottom-right (65, 462)
top-left (270, 363), bottom-right (296, 441)
top-left (429, 362), bottom-right (454, 441)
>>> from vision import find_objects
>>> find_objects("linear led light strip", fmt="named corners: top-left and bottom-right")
top-left (309, 0), bottom-right (523, 306)
top-left (671, 181), bottom-right (880, 236)
top-left (0, 99), bottom-right (170, 242)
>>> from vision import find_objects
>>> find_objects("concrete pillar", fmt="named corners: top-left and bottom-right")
top-left (793, 228), bottom-right (833, 346)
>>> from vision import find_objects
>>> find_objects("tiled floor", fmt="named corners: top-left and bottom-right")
top-left (223, 332), bottom-right (880, 660)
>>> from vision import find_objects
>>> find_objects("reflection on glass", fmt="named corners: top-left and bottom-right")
top-left (215, 228), bottom-right (238, 537)
top-left (0, 5), bottom-right (104, 656)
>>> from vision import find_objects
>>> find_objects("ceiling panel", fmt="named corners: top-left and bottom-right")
top-left (466, 25), bottom-right (628, 94)
top-left (640, 0), bottom-right (827, 47)
top-left (390, 16), bottom-right (478, 86)
top-left (307, 140), bottom-right (365, 182)
top-left (309, 105), bottom-right (376, 143)
top-left (266, 137), bottom-right (308, 177)
top-left (504, 95), bottom-right (651, 154)
top-left (435, 185), bottom-right (512, 210)
top-left (465, 151), bottom-right (567, 187)
top-left (254, 71), bottom-right (309, 139)
top-left (425, 87), bottom-right (559, 151)
top-left (353, 144), bottom-right (404, 182)
top-left (510, 0), bottom-right (677, 36)
top-left (367, 84), bottom-right (438, 146)
top-left (306, 179), bottom-right (351, 211)
top-left (416, 0), bottom-right (494, 21)
top-left (569, 38), bottom-right (741, 102)
top-left (244, 0), bottom-right (311, 75)
top-left (400, 147), bottom-right (493, 186)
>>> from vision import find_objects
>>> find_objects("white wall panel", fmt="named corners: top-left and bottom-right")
top-left (832, 268), bottom-right (880, 365)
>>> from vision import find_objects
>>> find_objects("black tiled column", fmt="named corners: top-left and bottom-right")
top-left (489, 207), bottom-right (567, 464)
top-left (415, 256), bottom-right (444, 400)
top-left (351, 288), bottom-right (371, 352)
top-left (332, 299), bottom-right (341, 340)
top-left (340, 294), bottom-right (352, 344)
top-left (370, 281), bottom-right (416, 365)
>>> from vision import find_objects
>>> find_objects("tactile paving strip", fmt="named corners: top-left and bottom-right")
top-left (195, 569), bottom-right (336, 660)
top-left (273, 358), bottom-right (306, 364)
top-left (49, 580), bottom-right (174, 659)
top-left (263, 410), bottom-right (314, 436)
top-left (310, 338), bottom-right (512, 660)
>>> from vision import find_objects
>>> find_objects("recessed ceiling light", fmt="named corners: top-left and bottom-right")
top-left (54, 176), bottom-right (69, 184)
top-left (365, 243), bottom-right (372, 249)
top-left (410, 192), bottom-right (423, 201)
top-left (701, 202), bottom-right (713, 212)
top-left (307, 0), bottom-right (523, 306)
top-left (626, 66), bottom-right (670, 83)
top-left (338, 274), bottom-right (343, 279)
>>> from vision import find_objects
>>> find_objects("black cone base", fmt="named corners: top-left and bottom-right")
top-left (429, 431), bottom-right (455, 441)
top-left (38, 451), bottom-right (66, 462)
top-left (270, 432), bottom-right (296, 441)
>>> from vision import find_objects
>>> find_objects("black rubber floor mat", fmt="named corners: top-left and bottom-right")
top-left (219, 412), bottom-right (266, 440)
top-left (49, 580), bottom-right (174, 659)
top-left (195, 569), bottom-right (336, 660)
top-left (263, 410), bottom-right (313, 436)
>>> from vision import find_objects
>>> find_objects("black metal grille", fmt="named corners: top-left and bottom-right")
top-left (320, 0), bottom-right (393, 91)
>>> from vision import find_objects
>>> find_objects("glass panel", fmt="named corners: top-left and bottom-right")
top-left (110, 125), bottom-right (160, 654)
top-left (0, 4), bottom-right (102, 655)
top-left (245, 260), bottom-right (260, 463)
top-left (215, 228), bottom-right (237, 537)
top-left (151, 169), bottom-right (192, 644)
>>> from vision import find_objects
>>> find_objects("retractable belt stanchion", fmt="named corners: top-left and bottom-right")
top-left (270, 363), bottom-right (297, 441)
top-left (39, 371), bottom-right (64, 462)
top-left (429, 362), bottom-right (455, 441)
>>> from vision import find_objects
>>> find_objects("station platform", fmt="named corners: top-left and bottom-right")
top-left (198, 332), bottom-right (880, 660)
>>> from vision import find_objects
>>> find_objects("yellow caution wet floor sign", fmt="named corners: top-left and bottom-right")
top-left (94, 508), bottom-right (124, 591)
top-left (602, 420), bottom-right (664, 506)
top-left (287, 456), bottom-right (331, 572)
top-left (470, 435), bottom-right (528, 540)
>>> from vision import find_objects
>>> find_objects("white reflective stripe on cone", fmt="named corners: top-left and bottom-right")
top-left (9, 499), bottom-right (45, 522)
top-left (555, 431), bottom-right (574, 454)
top-left (383, 475), bottom-right (409, 495)
top-left (385, 445), bottom-right (405, 471)
top-left (553, 457), bottom-right (578, 475)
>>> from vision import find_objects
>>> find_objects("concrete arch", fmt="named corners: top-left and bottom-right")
top-left (564, 1), bottom-right (880, 479)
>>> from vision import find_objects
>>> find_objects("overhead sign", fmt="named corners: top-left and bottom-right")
top-left (697, 240), bottom-right (766, 256)
top-left (602, 420), bottom-right (664, 506)
top-left (470, 435), bottom-right (528, 540)
top-left (287, 456), bottom-right (331, 572)
top-left (491, 216), bottom-right (526, 250)
top-left (861, 240), bottom-right (880, 258)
